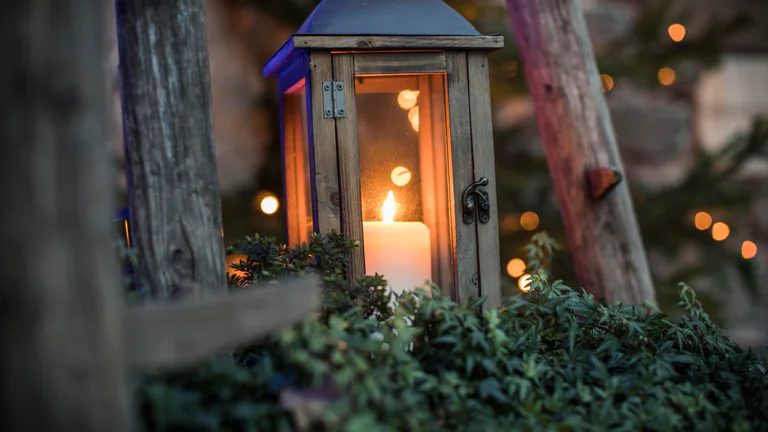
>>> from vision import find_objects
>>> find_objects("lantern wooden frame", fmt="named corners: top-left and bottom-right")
top-left (264, 3), bottom-right (504, 307)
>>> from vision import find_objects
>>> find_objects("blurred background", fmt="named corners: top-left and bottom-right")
top-left (107, 0), bottom-right (768, 349)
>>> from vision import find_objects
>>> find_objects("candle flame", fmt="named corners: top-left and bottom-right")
top-left (382, 190), bottom-right (395, 223)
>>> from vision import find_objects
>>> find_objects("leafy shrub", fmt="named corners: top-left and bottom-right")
top-left (137, 232), bottom-right (768, 432)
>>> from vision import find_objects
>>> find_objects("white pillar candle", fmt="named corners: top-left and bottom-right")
top-left (362, 191), bottom-right (432, 295)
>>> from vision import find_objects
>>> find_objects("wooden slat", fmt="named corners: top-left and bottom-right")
top-left (419, 76), bottom-right (440, 287)
top-left (445, 51), bottom-right (480, 303)
top-left (332, 54), bottom-right (365, 282)
top-left (282, 88), bottom-right (301, 247)
top-left (354, 52), bottom-right (447, 75)
top-left (308, 52), bottom-right (342, 234)
top-left (125, 275), bottom-right (322, 369)
top-left (467, 52), bottom-right (502, 310)
top-left (293, 35), bottom-right (504, 50)
top-left (1, 0), bottom-right (131, 428)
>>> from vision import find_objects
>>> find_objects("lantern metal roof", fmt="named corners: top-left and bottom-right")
top-left (296, 0), bottom-right (481, 36)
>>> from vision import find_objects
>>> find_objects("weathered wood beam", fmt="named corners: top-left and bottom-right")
top-left (115, 0), bottom-right (226, 299)
top-left (124, 275), bottom-right (322, 370)
top-left (0, 0), bottom-right (131, 429)
top-left (505, 0), bottom-right (657, 305)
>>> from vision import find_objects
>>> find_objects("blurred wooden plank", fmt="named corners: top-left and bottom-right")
top-left (467, 51), bottom-right (502, 309)
top-left (125, 275), bottom-right (322, 370)
top-left (0, 0), bottom-right (131, 430)
top-left (506, 0), bottom-right (656, 305)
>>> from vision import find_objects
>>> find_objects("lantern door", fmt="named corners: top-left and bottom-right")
top-left (326, 51), bottom-right (501, 304)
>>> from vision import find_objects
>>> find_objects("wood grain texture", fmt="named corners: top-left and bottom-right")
top-left (354, 52), bottom-right (447, 75)
top-left (0, 0), bottom-right (131, 429)
top-left (446, 51), bottom-right (480, 303)
top-left (116, 0), bottom-right (226, 299)
top-left (125, 276), bottom-right (322, 369)
top-left (332, 54), bottom-right (365, 281)
top-left (294, 35), bottom-right (504, 50)
top-left (467, 52), bottom-right (503, 310)
top-left (308, 52), bottom-right (342, 234)
top-left (506, 0), bottom-right (656, 305)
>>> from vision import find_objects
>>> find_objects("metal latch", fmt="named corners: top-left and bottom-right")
top-left (462, 177), bottom-right (491, 224)
top-left (322, 81), bottom-right (346, 118)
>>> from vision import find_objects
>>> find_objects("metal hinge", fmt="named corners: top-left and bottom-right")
top-left (322, 81), bottom-right (346, 118)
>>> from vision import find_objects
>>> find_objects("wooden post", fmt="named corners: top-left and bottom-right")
top-left (115, 0), bottom-right (226, 299)
top-left (0, 0), bottom-right (131, 429)
top-left (506, 0), bottom-right (657, 305)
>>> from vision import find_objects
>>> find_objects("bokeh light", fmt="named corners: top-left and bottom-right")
top-left (506, 258), bottom-right (526, 278)
top-left (711, 222), bottom-right (730, 241)
top-left (390, 166), bottom-right (412, 186)
top-left (520, 211), bottom-right (540, 231)
top-left (600, 74), bottom-right (614, 92)
top-left (658, 67), bottom-right (676, 86)
top-left (260, 195), bottom-right (279, 215)
top-left (742, 241), bottom-right (758, 259)
top-left (694, 211), bottom-right (713, 230)
top-left (397, 90), bottom-right (419, 110)
top-left (518, 274), bottom-right (532, 292)
top-left (668, 24), bottom-right (686, 42)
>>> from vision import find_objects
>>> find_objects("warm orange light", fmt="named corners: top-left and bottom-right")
top-left (712, 222), bottom-right (730, 241)
top-left (390, 166), bottom-right (412, 186)
top-left (658, 67), bottom-right (676, 86)
top-left (742, 241), bottom-right (757, 259)
top-left (668, 24), bottom-right (686, 42)
top-left (260, 195), bottom-right (279, 215)
top-left (226, 253), bottom-right (248, 278)
top-left (124, 220), bottom-right (131, 248)
top-left (520, 211), bottom-right (540, 231)
top-left (408, 106), bottom-right (420, 132)
top-left (518, 274), bottom-right (532, 292)
top-left (600, 74), bottom-right (614, 92)
top-left (506, 258), bottom-right (526, 278)
top-left (397, 90), bottom-right (419, 110)
top-left (382, 191), bottom-right (396, 223)
top-left (694, 211), bottom-right (713, 230)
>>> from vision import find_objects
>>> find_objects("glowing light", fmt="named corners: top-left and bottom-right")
top-left (694, 211), bottom-right (713, 230)
top-left (506, 258), bottom-right (526, 278)
top-left (711, 222), bottom-right (730, 241)
top-left (397, 90), bottom-right (419, 110)
top-left (668, 24), bottom-right (686, 42)
top-left (742, 241), bottom-right (757, 259)
top-left (520, 211), bottom-right (540, 231)
top-left (658, 67), bottom-right (676, 86)
top-left (382, 191), bottom-right (395, 223)
top-left (518, 274), bottom-right (532, 292)
top-left (226, 253), bottom-right (248, 278)
top-left (260, 195), bottom-right (279, 215)
top-left (390, 166), bottom-right (412, 187)
top-left (600, 74), bottom-right (614, 92)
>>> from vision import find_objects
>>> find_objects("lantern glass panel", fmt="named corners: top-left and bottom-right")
top-left (355, 74), bottom-right (452, 293)
top-left (283, 79), bottom-right (313, 247)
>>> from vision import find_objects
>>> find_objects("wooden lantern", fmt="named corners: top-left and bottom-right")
top-left (264, 0), bottom-right (504, 306)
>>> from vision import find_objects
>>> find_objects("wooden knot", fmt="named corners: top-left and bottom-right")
top-left (585, 166), bottom-right (623, 200)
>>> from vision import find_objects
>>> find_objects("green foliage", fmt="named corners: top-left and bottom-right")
top-left (138, 232), bottom-right (768, 432)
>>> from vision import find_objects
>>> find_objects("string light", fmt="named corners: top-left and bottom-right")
top-left (506, 258), bottom-right (526, 278)
top-left (520, 211), bottom-right (540, 231)
top-left (668, 24), bottom-right (686, 42)
top-left (742, 241), bottom-right (757, 259)
top-left (658, 67), bottom-right (676, 86)
top-left (390, 166), bottom-right (412, 187)
top-left (694, 211), bottom-right (713, 230)
top-left (600, 74), bottom-right (614, 92)
top-left (711, 222), bottom-right (730, 241)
